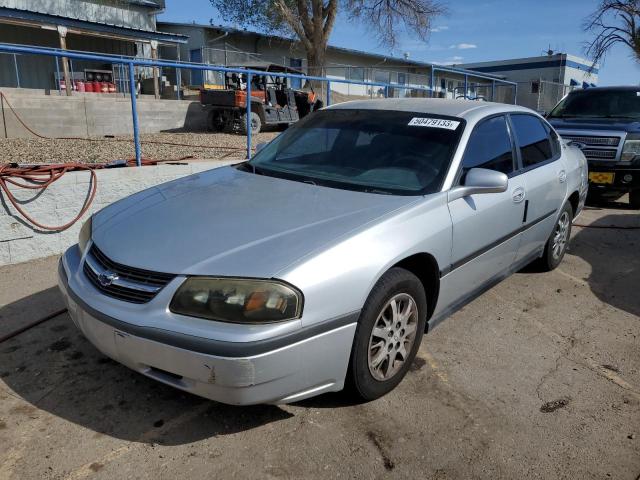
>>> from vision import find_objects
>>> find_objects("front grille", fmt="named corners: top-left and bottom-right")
top-left (559, 133), bottom-right (622, 162)
top-left (562, 135), bottom-right (620, 147)
top-left (83, 244), bottom-right (176, 304)
top-left (581, 149), bottom-right (617, 160)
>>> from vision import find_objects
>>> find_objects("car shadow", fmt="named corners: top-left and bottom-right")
top-left (0, 288), bottom-right (293, 446)
top-left (568, 211), bottom-right (640, 318)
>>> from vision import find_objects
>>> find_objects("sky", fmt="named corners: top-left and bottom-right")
top-left (159, 0), bottom-right (640, 86)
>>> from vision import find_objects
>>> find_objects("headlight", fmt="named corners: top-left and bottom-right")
top-left (78, 216), bottom-right (92, 255)
top-left (170, 277), bottom-right (303, 324)
top-left (622, 139), bottom-right (640, 162)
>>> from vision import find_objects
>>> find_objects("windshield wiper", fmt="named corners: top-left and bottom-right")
top-left (603, 115), bottom-right (639, 119)
top-left (361, 188), bottom-right (394, 195)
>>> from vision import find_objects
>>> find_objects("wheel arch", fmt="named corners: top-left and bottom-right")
top-left (391, 252), bottom-right (440, 327)
top-left (568, 190), bottom-right (580, 218)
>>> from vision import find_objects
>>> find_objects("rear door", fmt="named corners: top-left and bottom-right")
top-left (438, 115), bottom-right (525, 311)
top-left (509, 114), bottom-right (567, 264)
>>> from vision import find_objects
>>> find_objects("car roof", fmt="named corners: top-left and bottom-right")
top-left (326, 98), bottom-right (534, 122)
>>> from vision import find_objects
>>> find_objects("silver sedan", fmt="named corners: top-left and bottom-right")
top-left (58, 99), bottom-right (588, 405)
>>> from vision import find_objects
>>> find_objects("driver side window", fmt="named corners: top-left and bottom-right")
top-left (461, 115), bottom-right (515, 180)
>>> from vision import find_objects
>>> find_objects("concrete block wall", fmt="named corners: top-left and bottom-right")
top-left (0, 88), bottom-right (209, 138)
top-left (0, 161), bottom-right (234, 266)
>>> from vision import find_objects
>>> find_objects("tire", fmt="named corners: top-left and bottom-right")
top-left (207, 110), bottom-right (225, 132)
top-left (347, 267), bottom-right (427, 401)
top-left (630, 189), bottom-right (640, 209)
top-left (535, 202), bottom-right (573, 272)
top-left (240, 111), bottom-right (261, 135)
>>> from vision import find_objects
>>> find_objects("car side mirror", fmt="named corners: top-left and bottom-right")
top-left (448, 168), bottom-right (509, 202)
top-left (255, 142), bottom-right (267, 153)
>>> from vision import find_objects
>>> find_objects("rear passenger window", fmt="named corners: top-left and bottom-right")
top-left (510, 114), bottom-right (554, 167)
top-left (462, 115), bottom-right (514, 176)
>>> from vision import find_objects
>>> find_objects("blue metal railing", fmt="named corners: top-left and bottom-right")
top-left (0, 43), bottom-right (517, 165)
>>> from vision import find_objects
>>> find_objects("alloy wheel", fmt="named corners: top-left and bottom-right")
top-left (367, 293), bottom-right (419, 381)
top-left (552, 211), bottom-right (571, 259)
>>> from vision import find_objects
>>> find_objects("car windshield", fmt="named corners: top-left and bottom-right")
top-left (242, 109), bottom-right (464, 195)
top-left (548, 89), bottom-right (640, 119)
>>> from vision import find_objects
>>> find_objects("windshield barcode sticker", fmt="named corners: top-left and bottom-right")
top-left (408, 118), bottom-right (460, 130)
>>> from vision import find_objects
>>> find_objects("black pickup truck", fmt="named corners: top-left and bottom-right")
top-left (547, 86), bottom-right (640, 209)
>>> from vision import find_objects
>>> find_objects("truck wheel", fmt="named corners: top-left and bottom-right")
top-left (347, 267), bottom-right (427, 401)
top-left (630, 189), bottom-right (640, 209)
top-left (207, 111), bottom-right (225, 132)
top-left (240, 112), bottom-right (261, 135)
top-left (535, 202), bottom-right (573, 272)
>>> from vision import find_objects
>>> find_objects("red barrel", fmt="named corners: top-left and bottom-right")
top-left (108, 82), bottom-right (116, 93)
top-left (100, 82), bottom-right (109, 93)
top-left (75, 80), bottom-right (85, 93)
top-left (84, 82), bottom-right (94, 93)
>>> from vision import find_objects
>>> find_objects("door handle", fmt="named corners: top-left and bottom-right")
top-left (558, 170), bottom-right (567, 183)
top-left (512, 187), bottom-right (526, 203)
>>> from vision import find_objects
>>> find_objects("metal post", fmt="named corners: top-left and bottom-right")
top-left (246, 72), bottom-right (252, 160)
top-left (128, 62), bottom-right (142, 167)
top-left (430, 68), bottom-right (435, 98)
top-left (118, 63), bottom-right (123, 95)
top-left (69, 58), bottom-right (74, 91)
top-left (57, 26), bottom-right (72, 96)
top-left (384, 85), bottom-right (389, 98)
top-left (326, 81), bottom-right (331, 106)
top-left (55, 57), bottom-right (61, 94)
top-left (13, 54), bottom-right (20, 88)
top-left (176, 46), bottom-right (181, 100)
top-left (514, 83), bottom-right (518, 105)
top-left (464, 75), bottom-right (468, 100)
top-left (1, 93), bottom-right (7, 138)
top-left (491, 80), bottom-right (495, 101)
top-left (151, 40), bottom-right (159, 99)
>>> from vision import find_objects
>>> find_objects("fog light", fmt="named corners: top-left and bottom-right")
top-left (623, 174), bottom-right (633, 183)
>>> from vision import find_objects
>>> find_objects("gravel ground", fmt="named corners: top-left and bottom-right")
top-left (0, 132), bottom-right (280, 164)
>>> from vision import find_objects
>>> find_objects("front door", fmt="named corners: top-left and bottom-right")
top-left (436, 115), bottom-right (524, 315)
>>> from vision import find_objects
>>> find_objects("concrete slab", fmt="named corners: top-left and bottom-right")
top-left (0, 202), bottom-right (638, 479)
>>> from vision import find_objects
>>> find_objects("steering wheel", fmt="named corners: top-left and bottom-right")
top-left (393, 153), bottom-right (440, 179)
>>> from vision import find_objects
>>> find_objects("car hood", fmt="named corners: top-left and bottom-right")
top-left (92, 166), bottom-right (418, 278)
top-left (548, 117), bottom-right (640, 134)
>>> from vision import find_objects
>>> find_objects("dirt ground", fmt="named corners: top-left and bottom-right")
top-left (0, 199), bottom-right (638, 480)
top-left (0, 131), bottom-right (279, 164)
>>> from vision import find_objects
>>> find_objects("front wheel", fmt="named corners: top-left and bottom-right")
top-left (535, 202), bottom-right (573, 271)
top-left (239, 111), bottom-right (261, 135)
top-left (348, 268), bottom-right (427, 401)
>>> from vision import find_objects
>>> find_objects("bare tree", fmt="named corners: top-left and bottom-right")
top-left (584, 0), bottom-right (640, 66)
top-left (210, 0), bottom-right (445, 77)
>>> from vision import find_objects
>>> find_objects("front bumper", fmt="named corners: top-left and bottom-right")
top-left (58, 250), bottom-right (358, 405)
top-left (587, 163), bottom-right (640, 193)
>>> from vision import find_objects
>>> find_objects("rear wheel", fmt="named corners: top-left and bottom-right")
top-left (207, 110), bottom-right (225, 132)
top-left (630, 189), bottom-right (640, 209)
top-left (348, 268), bottom-right (427, 401)
top-left (535, 202), bottom-right (573, 271)
top-left (240, 111), bottom-right (261, 135)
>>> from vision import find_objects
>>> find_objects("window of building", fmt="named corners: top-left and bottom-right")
top-left (348, 67), bottom-right (365, 82)
top-left (531, 81), bottom-right (540, 94)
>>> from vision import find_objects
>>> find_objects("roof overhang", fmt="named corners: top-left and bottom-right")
top-left (0, 7), bottom-right (187, 45)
